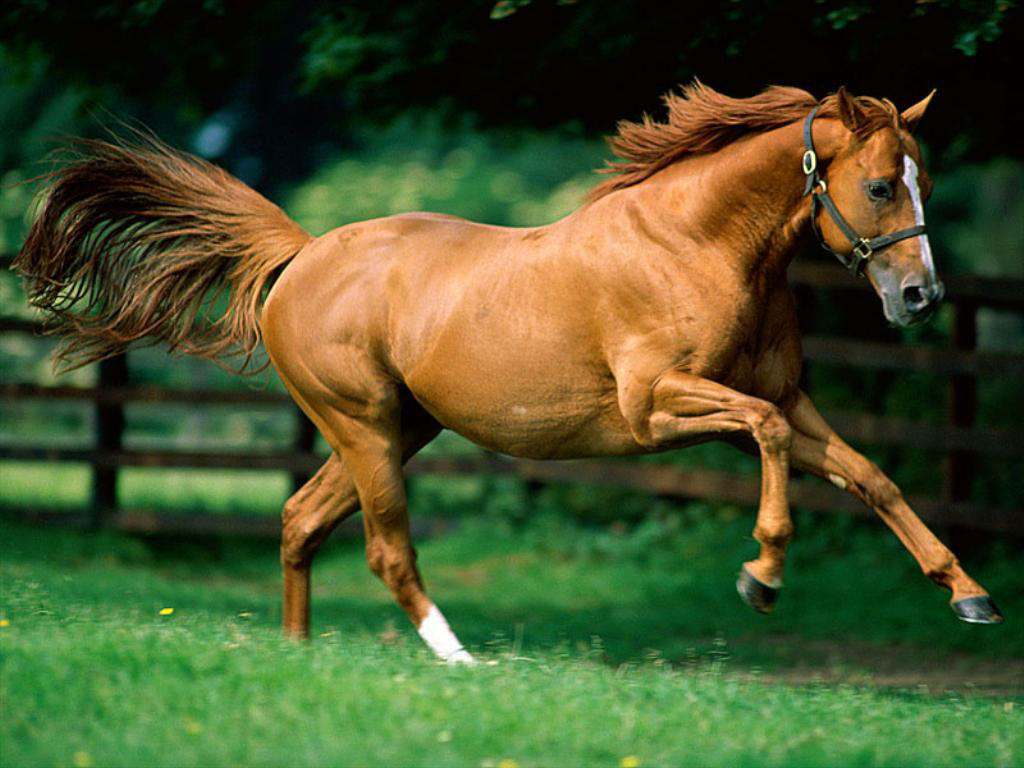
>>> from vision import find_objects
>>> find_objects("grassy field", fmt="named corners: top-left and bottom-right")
top-left (2, 510), bottom-right (1023, 768)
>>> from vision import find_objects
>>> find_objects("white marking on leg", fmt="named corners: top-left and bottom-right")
top-left (418, 604), bottom-right (475, 665)
top-left (902, 155), bottom-right (937, 282)
top-left (828, 473), bottom-right (848, 490)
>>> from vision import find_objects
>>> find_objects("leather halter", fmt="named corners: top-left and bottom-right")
top-left (801, 106), bottom-right (926, 276)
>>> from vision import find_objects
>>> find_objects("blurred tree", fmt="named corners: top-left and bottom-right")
top-left (1, 0), bottom-right (1020, 195)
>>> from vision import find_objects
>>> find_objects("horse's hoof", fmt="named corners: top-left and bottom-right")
top-left (952, 595), bottom-right (1003, 625)
top-left (736, 567), bottom-right (779, 614)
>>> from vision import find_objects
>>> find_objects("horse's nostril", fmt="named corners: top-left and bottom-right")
top-left (903, 284), bottom-right (926, 308)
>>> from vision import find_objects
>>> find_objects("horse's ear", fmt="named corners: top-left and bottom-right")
top-left (901, 89), bottom-right (936, 132)
top-left (836, 86), bottom-right (870, 133)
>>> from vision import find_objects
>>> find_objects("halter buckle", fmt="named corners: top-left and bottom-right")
top-left (802, 149), bottom-right (817, 176)
top-left (852, 238), bottom-right (874, 262)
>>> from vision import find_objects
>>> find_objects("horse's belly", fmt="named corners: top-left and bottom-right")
top-left (404, 361), bottom-right (639, 459)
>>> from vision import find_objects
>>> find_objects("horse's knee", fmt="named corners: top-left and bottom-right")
top-left (281, 523), bottom-right (317, 569)
top-left (281, 503), bottom-right (332, 568)
top-left (282, 493), bottom-right (303, 526)
top-left (280, 467), bottom-right (325, 557)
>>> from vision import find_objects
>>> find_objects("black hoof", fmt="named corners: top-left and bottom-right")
top-left (952, 596), bottom-right (1004, 625)
top-left (736, 567), bottom-right (779, 614)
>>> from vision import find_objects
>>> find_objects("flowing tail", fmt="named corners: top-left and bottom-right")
top-left (14, 129), bottom-right (312, 372)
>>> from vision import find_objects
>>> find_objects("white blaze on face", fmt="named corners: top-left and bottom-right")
top-left (902, 155), bottom-right (937, 282)
top-left (418, 603), bottom-right (476, 665)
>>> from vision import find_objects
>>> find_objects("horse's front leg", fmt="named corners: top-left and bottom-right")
top-left (785, 390), bottom-right (1002, 623)
top-left (626, 370), bottom-right (794, 612)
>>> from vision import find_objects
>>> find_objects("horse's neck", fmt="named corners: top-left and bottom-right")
top-left (606, 120), bottom-right (844, 280)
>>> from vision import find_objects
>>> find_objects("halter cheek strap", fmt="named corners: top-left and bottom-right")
top-left (801, 106), bottom-right (927, 276)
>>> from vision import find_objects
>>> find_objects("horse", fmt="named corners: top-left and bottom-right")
top-left (14, 82), bottom-right (1003, 665)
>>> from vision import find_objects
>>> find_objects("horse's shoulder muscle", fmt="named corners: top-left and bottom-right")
top-left (750, 280), bottom-right (802, 404)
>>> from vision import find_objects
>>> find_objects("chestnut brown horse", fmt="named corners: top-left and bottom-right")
top-left (15, 83), bottom-right (1002, 664)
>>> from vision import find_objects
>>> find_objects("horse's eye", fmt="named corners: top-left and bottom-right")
top-left (866, 180), bottom-right (893, 201)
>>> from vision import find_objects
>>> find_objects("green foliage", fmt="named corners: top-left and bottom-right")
top-left (301, 10), bottom-right (403, 92)
top-left (2, 1), bottom-right (1022, 191)
top-left (0, 47), bottom-right (92, 256)
top-left (286, 117), bottom-right (605, 233)
top-left (943, 0), bottom-right (1015, 55)
top-left (1, 517), bottom-right (1022, 767)
top-left (930, 158), bottom-right (1024, 279)
top-left (490, 0), bottom-right (537, 20)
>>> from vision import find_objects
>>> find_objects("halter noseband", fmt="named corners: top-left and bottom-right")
top-left (801, 106), bottom-right (926, 276)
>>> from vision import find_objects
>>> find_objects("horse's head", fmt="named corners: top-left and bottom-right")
top-left (811, 88), bottom-right (943, 327)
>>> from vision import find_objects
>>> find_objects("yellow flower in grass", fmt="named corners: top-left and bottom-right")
top-left (73, 751), bottom-right (94, 768)
top-left (620, 757), bottom-right (641, 768)
top-left (0, 618), bottom-right (10, 628)
top-left (158, 607), bottom-right (174, 616)
top-left (185, 719), bottom-right (203, 735)
top-left (497, 760), bottom-right (520, 768)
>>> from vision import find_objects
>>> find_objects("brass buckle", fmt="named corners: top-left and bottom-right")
top-left (853, 239), bottom-right (873, 262)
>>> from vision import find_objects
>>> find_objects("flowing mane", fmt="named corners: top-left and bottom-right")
top-left (589, 80), bottom-right (902, 201)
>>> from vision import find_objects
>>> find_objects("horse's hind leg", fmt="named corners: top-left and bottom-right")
top-left (300, 387), bottom-right (472, 663)
top-left (785, 391), bottom-right (1001, 624)
top-left (281, 418), bottom-right (442, 639)
top-left (341, 421), bottom-right (474, 664)
top-left (282, 454), bottom-right (358, 637)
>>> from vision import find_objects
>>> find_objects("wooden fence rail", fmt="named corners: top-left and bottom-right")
top-left (2, 255), bottom-right (1023, 536)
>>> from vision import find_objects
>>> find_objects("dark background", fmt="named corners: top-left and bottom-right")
top-left (2, 0), bottom-right (1021, 196)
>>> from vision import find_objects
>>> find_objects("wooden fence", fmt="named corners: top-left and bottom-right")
top-left (2, 255), bottom-right (1023, 537)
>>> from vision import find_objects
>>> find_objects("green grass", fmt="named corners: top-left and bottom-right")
top-left (3, 629), bottom-right (1019, 768)
top-left (118, 468), bottom-right (291, 516)
top-left (0, 462), bottom-right (292, 516)
top-left (1, 515), bottom-right (1022, 767)
top-left (0, 462), bottom-right (92, 509)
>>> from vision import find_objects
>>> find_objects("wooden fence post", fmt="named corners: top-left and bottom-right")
top-left (93, 354), bottom-right (127, 528)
